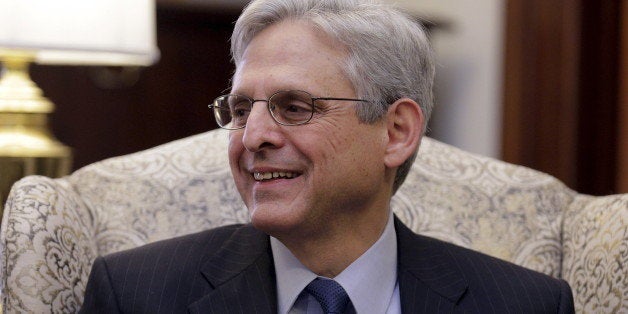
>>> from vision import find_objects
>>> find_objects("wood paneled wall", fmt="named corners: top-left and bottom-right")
top-left (503, 0), bottom-right (625, 195)
top-left (619, 0), bottom-right (628, 192)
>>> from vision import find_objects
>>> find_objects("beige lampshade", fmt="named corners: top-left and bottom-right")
top-left (0, 0), bottom-right (160, 215)
top-left (0, 0), bottom-right (159, 66)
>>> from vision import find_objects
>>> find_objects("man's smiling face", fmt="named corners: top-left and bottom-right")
top-left (228, 20), bottom-right (391, 240)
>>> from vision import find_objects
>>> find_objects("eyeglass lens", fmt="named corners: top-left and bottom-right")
top-left (212, 90), bottom-right (314, 129)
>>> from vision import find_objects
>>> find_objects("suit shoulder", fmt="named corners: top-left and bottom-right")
top-left (396, 215), bottom-right (574, 312)
top-left (101, 223), bottom-right (255, 265)
top-left (418, 234), bottom-right (561, 283)
top-left (83, 224), bottom-right (268, 313)
top-left (417, 234), bottom-right (574, 312)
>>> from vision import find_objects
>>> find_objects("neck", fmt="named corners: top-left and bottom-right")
top-left (276, 208), bottom-right (391, 278)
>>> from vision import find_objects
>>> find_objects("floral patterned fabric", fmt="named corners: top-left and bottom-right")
top-left (1, 130), bottom-right (626, 313)
top-left (562, 194), bottom-right (628, 313)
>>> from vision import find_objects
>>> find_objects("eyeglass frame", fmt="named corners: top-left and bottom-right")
top-left (208, 89), bottom-right (370, 130)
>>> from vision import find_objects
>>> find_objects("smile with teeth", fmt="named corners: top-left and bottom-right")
top-left (253, 171), bottom-right (300, 181)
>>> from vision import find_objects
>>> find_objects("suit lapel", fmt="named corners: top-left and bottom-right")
top-left (186, 218), bottom-right (469, 313)
top-left (187, 225), bottom-right (277, 314)
top-left (395, 217), bottom-right (468, 313)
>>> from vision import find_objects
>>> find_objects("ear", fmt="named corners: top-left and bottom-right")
top-left (384, 98), bottom-right (424, 168)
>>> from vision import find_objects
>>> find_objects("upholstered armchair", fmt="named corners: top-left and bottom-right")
top-left (1, 130), bottom-right (626, 313)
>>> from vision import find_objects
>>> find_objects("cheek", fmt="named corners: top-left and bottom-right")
top-left (306, 122), bottom-right (353, 155)
top-left (227, 135), bottom-right (253, 203)
top-left (298, 126), bottom-right (376, 178)
top-left (228, 134), bottom-right (245, 175)
top-left (335, 126), bottom-right (388, 176)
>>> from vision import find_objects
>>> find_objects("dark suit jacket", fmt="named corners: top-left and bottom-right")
top-left (80, 218), bottom-right (574, 313)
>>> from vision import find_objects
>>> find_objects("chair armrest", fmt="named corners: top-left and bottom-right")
top-left (562, 194), bottom-right (628, 313)
top-left (1, 176), bottom-right (98, 313)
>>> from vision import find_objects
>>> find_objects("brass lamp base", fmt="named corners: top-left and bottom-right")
top-left (0, 51), bottom-right (72, 219)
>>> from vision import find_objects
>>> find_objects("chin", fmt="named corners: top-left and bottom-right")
top-left (248, 204), bottom-right (307, 238)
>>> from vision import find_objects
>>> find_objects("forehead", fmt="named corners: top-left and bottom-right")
top-left (232, 20), bottom-right (353, 96)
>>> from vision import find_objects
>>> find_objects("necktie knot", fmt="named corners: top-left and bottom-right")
top-left (305, 277), bottom-right (350, 314)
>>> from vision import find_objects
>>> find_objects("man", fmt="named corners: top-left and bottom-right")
top-left (81, 0), bottom-right (575, 313)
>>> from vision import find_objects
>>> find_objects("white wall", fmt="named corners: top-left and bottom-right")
top-left (389, 0), bottom-right (505, 158)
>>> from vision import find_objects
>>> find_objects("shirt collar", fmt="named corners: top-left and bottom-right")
top-left (271, 237), bottom-right (318, 314)
top-left (271, 211), bottom-right (398, 314)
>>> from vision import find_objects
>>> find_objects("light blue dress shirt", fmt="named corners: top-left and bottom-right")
top-left (271, 211), bottom-right (401, 314)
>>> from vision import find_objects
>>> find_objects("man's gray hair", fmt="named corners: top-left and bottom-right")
top-left (231, 0), bottom-right (435, 193)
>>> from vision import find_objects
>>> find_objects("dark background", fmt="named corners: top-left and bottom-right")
top-left (29, 1), bottom-right (627, 195)
top-left (32, 5), bottom-right (238, 169)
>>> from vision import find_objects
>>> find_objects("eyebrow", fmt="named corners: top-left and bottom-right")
top-left (228, 86), bottom-right (317, 97)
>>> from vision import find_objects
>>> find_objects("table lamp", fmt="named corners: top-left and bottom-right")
top-left (0, 0), bottom-right (160, 213)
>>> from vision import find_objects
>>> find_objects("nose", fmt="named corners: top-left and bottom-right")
top-left (241, 101), bottom-right (284, 152)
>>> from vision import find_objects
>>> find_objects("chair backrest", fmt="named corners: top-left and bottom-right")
top-left (2, 129), bottom-right (626, 313)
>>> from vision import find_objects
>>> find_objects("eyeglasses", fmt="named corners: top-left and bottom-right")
top-left (208, 90), bottom-right (369, 130)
